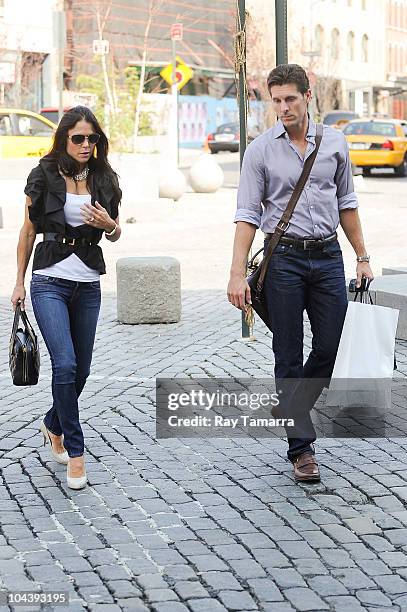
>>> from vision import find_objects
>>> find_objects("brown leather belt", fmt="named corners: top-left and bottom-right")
top-left (265, 231), bottom-right (337, 250)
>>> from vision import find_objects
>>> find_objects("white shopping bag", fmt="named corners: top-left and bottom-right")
top-left (327, 300), bottom-right (399, 409)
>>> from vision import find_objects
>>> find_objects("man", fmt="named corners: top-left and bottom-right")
top-left (227, 64), bottom-right (374, 482)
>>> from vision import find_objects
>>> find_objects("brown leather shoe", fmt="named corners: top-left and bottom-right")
top-left (293, 452), bottom-right (320, 482)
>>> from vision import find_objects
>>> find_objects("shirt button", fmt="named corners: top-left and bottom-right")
top-left (310, 206), bottom-right (314, 209)
top-left (314, 224), bottom-right (317, 227)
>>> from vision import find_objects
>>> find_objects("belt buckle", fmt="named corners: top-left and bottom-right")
top-left (62, 237), bottom-right (76, 246)
top-left (277, 221), bottom-right (289, 232)
top-left (303, 239), bottom-right (313, 249)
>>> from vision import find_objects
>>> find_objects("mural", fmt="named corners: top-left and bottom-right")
top-left (178, 95), bottom-right (238, 147)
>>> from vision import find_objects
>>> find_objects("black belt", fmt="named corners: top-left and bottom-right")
top-left (265, 231), bottom-right (337, 250)
top-left (43, 232), bottom-right (97, 247)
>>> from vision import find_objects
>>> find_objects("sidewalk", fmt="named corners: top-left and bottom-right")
top-left (1, 290), bottom-right (407, 611)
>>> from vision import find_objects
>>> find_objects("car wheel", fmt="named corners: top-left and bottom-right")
top-left (395, 155), bottom-right (407, 177)
top-left (210, 149), bottom-right (219, 154)
top-left (362, 168), bottom-right (372, 177)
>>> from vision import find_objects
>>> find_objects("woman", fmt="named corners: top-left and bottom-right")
top-left (11, 106), bottom-right (122, 490)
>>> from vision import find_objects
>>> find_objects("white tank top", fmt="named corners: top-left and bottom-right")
top-left (34, 193), bottom-right (100, 282)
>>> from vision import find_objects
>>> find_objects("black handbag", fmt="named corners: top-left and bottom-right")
top-left (246, 123), bottom-right (323, 331)
top-left (9, 304), bottom-right (40, 386)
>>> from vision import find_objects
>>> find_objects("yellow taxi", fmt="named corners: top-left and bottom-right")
top-left (343, 118), bottom-right (407, 177)
top-left (0, 108), bottom-right (56, 159)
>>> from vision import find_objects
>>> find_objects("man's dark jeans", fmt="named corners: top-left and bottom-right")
top-left (30, 274), bottom-right (101, 458)
top-left (264, 237), bottom-right (348, 462)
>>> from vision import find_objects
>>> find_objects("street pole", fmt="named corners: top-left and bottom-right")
top-left (237, 0), bottom-right (253, 341)
top-left (275, 0), bottom-right (288, 65)
top-left (53, 7), bottom-right (66, 123)
top-left (171, 39), bottom-right (179, 166)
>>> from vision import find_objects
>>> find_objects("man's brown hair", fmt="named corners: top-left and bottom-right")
top-left (267, 64), bottom-right (310, 95)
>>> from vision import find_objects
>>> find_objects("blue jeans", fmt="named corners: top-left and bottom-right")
top-left (30, 275), bottom-right (101, 457)
top-left (264, 238), bottom-right (348, 462)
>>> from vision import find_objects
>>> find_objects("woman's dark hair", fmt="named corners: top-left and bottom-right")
top-left (45, 105), bottom-right (121, 204)
top-left (267, 64), bottom-right (310, 95)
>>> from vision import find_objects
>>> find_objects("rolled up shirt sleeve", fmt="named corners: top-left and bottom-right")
top-left (335, 133), bottom-right (358, 211)
top-left (234, 143), bottom-right (264, 227)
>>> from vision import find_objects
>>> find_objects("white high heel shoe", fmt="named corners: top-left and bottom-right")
top-left (67, 458), bottom-right (87, 490)
top-left (40, 421), bottom-right (69, 465)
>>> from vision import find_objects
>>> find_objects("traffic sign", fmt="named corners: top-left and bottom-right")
top-left (171, 23), bottom-right (183, 41)
top-left (93, 39), bottom-right (110, 55)
top-left (160, 56), bottom-right (193, 90)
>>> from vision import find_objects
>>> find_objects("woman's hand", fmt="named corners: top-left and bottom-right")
top-left (11, 284), bottom-right (26, 311)
top-left (81, 201), bottom-right (115, 233)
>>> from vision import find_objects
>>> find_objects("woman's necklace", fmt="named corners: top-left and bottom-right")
top-left (74, 166), bottom-right (89, 182)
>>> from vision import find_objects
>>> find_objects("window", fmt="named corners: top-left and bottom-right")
top-left (343, 121), bottom-right (397, 137)
top-left (391, 43), bottom-right (396, 72)
top-left (331, 28), bottom-right (340, 60)
top-left (362, 34), bottom-right (368, 63)
top-left (347, 31), bottom-right (355, 61)
top-left (401, 123), bottom-right (407, 137)
top-left (314, 25), bottom-right (324, 55)
top-left (17, 115), bottom-right (53, 137)
top-left (0, 114), bottom-right (12, 136)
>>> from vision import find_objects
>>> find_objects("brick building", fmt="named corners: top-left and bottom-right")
top-left (64, 0), bottom-right (236, 98)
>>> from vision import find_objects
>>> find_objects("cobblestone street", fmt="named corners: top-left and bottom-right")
top-left (1, 291), bottom-right (407, 611)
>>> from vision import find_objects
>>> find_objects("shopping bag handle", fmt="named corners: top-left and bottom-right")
top-left (353, 278), bottom-right (373, 304)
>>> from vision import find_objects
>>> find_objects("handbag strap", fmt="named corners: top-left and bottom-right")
top-left (12, 303), bottom-right (37, 340)
top-left (20, 308), bottom-right (37, 338)
top-left (256, 123), bottom-right (323, 291)
top-left (12, 304), bottom-right (21, 339)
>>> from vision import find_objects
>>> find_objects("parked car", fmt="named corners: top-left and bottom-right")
top-left (207, 122), bottom-right (239, 153)
top-left (0, 108), bottom-right (56, 158)
top-left (206, 121), bottom-right (259, 154)
top-left (322, 110), bottom-right (359, 130)
top-left (343, 118), bottom-right (407, 177)
top-left (40, 106), bottom-right (71, 124)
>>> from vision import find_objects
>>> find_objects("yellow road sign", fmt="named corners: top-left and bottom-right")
top-left (160, 56), bottom-right (193, 90)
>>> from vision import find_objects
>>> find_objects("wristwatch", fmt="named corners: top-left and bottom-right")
top-left (356, 255), bottom-right (370, 263)
top-left (105, 222), bottom-right (117, 237)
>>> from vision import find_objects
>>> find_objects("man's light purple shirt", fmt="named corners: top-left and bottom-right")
top-left (234, 115), bottom-right (358, 239)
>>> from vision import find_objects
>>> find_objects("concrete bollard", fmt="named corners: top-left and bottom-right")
top-left (159, 167), bottom-right (187, 201)
top-left (117, 256), bottom-right (181, 324)
top-left (189, 154), bottom-right (224, 193)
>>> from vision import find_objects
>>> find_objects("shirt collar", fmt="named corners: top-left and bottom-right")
top-left (273, 113), bottom-right (316, 140)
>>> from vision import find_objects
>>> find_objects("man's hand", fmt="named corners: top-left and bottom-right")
top-left (227, 274), bottom-right (251, 312)
top-left (356, 262), bottom-right (374, 288)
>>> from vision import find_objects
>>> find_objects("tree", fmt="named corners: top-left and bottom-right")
top-left (94, 0), bottom-right (117, 115)
top-left (132, 0), bottom-right (165, 152)
top-left (245, 3), bottom-right (276, 129)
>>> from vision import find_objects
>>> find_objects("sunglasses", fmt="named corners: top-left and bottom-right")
top-left (68, 133), bottom-right (100, 145)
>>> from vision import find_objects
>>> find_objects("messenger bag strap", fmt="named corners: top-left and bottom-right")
top-left (256, 122), bottom-right (323, 291)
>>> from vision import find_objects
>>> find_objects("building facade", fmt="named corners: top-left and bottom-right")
top-left (288, 0), bottom-right (388, 118)
top-left (0, 0), bottom-right (56, 110)
top-left (65, 0), bottom-right (236, 99)
top-left (386, 0), bottom-right (407, 118)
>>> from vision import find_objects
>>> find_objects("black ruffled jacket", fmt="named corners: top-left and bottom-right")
top-left (24, 157), bottom-right (121, 274)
